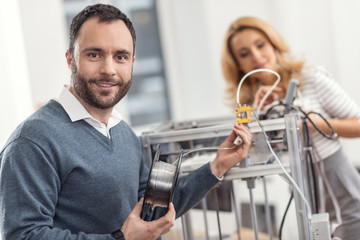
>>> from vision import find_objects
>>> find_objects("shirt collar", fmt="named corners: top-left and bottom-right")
top-left (56, 85), bottom-right (123, 128)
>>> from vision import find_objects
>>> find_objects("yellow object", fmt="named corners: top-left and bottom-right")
top-left (235, 105), bottom-right (252, 124)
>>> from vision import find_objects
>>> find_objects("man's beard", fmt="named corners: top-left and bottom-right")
top-left (71, 66), bottom-right (132, 109)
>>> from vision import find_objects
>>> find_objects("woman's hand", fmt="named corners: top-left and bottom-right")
top-left (253, 86), bottom-right (283, 110)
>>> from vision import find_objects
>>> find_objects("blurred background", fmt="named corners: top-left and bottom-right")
top-left (1, 0), bottom-right (360, 238)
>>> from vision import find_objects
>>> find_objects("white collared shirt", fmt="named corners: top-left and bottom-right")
top-left (55, 85), bottom-right (123, 138)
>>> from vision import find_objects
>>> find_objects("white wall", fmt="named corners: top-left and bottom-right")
top-left (0, 0), bottom-right (34, 147)
top-left (0, 0), bottom-right (69, 147)
top-left (18, 0), bottom-right (70, 107)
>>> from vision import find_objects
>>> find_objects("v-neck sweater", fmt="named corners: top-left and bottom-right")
top-left (0, 100), bottom-right (219, 239)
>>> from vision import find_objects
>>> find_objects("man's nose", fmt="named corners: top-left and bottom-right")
top-left (100, 57), bottom-right (116, 75)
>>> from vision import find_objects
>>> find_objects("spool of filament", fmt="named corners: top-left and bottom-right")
top-left (145, 161), bottom-right (177, 209)
top-left (141, 145), bottom-right (182, 220)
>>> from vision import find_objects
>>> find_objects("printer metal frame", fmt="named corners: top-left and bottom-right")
top-left (140, 114), bottom-right (312, 240)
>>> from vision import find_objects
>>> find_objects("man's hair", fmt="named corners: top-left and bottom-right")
top-left (68, 3), bottom-right (136, 57)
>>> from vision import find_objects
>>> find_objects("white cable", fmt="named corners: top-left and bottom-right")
top-left (311, 136), bottom-right (342, 225)
top-left (256, 71), bottom-right (281, 113)
top-left (235, 70), bottom-right (311, 220)
top-left (236, 68), bottom-right (281, 113)
top-left (267, 139), bottom-right (312, 220)
top-left (297, 87), bottom-right (341, 223)
top-left (174, 134), bottom-right (313, 220)
top-left (173, 146), bottom-right (237, 165)
top-left (250, 107), bottom-right (312, 220)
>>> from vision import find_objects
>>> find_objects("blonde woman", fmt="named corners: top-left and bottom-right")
top-left (222, 16), bottom-right (360, 240)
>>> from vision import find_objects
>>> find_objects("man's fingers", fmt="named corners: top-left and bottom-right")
top-left (132, 198), bottom-right (144, 215)
top-left (233, 124), bottom-right (252, 145)
top-left (150, 203), bottom-right (176, 236)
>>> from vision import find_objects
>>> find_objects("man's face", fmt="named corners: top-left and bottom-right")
top-left (66, 17), bottom-right (135, 110)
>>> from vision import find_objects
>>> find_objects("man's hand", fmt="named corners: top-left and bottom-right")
top-left (121, 198), bottom-right (175, 240)
top-left (210, 124), bottom-right (252, 178)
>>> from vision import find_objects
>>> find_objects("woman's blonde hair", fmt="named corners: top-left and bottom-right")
top-left (221, 16), bottom-right (304, 106)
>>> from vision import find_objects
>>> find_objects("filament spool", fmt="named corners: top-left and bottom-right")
top-left (145, 161), bottom-right (176, 209)
top-left (141, 145), bottom-right (182, 220)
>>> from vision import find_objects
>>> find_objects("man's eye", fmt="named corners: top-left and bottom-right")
top-left (117, 55), bottom-right (126, 61)
top-left (88, 53), bottom-right (99, 58)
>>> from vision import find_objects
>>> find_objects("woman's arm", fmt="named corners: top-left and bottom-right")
top-left (307, 115), bottom-right (360, 138)
top-left (309, 66), bottom-right (360, 138)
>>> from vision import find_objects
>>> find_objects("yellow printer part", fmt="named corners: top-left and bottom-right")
top-left (235, 105), bottom-right (253, 124)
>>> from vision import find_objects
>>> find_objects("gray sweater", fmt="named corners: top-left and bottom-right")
top-left (0, 100), bottom-right (219, 240)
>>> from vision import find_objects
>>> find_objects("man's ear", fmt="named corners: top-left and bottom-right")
top-left (65, 50), bottom-right (73, 70)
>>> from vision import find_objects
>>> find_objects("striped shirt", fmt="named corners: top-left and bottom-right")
top-left (297, 65), bottom-right (360, 159)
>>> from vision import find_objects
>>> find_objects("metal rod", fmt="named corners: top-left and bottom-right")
top-left (201, 198), bottom-right (210, 240)
top-left (214, 187), bottom-right (223, 240)
top-left (247, 178), bottom-right (259, 240)
top-left (181, 212), bottom-right (194, 240)
top-left (262, 177), bottom-right (273, 240)
top-left (231, 182), bottom-right (242, 240)
top-left (284, 114), bottom-right (311, 240)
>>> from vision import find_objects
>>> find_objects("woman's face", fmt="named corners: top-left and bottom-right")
top-left (230, 28), bottom-right (278, 84)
